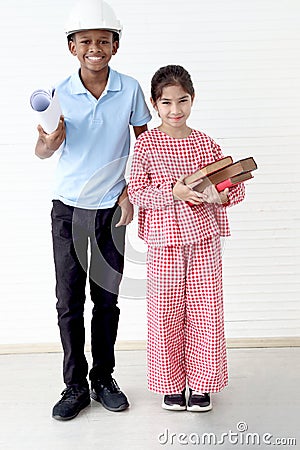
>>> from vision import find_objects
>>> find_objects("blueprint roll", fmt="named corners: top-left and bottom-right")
top-left (30, 88), bottom-right (62, 134)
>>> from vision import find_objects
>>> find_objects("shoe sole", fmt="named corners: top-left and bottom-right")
top-left (187, 403), bottom-right (213, 412)
top-left (161, 402), bottom-right (186, 411)
top-left (52, 398), bottom-right (91, 421)
top-left (90, 391), bottom-right (129, 412)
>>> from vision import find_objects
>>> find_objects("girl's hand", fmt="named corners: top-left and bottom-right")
top-left (173, 175), bottom-right (208, 205)
top-left (203, 184), bottom-right (229, 204)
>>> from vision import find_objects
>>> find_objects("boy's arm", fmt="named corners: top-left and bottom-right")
top-left (133, 124), bottom-right (148, 139)
top-left (114, 124), bottom-right (148, 227)
top-left (35, 116), bottom-right (66, 159)
top-left (116, 185), bottom-right (133, 227)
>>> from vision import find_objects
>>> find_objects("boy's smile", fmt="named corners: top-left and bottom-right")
top-left (69, 29), bottom-right (118, 75)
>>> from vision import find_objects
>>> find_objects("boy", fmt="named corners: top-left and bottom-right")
top-left (35, 0), bottom-right (151, 420)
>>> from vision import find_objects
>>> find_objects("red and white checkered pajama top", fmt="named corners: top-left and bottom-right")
top-left (128, 128), bottom-right (245, 246)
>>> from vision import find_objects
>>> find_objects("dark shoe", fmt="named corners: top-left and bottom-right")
top-left (90, 378), bottom-right (129, 412)
top-left (187, 389), bottom-right (212, 412)
top-left (52, 385), bottom-right (90, 420)
top-left (162, 389), bottom-right (186, 411)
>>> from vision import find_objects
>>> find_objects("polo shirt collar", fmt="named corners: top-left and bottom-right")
top-left (70, 67), bottom-right (121, 95)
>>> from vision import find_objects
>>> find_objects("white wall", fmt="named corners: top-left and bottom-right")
top-left (0, 0), bottom-right (299, 346)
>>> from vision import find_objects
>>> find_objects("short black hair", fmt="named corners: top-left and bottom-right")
top-left (67, 30), bottom-right (119, 44)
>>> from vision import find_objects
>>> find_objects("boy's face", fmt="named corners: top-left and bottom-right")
top-left (69, 29), bottom-right (118, 74)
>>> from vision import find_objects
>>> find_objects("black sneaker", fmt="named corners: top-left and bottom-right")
top-left (52, 385), bottom-right (90, 420)
top-left (90, 377), bottom-right (129, 412)
top-left (162, 389), bottom-right (186, 411)
top-left (187, 389), bottom-right (212, 412)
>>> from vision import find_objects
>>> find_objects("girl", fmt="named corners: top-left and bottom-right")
top-left (128, 65), bottom-right (245, 412)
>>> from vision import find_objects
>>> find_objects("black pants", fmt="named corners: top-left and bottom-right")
top-left (51, 200), bottom-right (125, 386)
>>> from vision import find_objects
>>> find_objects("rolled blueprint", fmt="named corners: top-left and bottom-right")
top-left (30, 88), bottom-right (62, 134)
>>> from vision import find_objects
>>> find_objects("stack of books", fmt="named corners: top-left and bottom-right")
top-left (184, 156), bottom-right (257, 193)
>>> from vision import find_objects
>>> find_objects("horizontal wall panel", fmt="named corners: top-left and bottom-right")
top-left (0, 0), bottom-right (299, 345)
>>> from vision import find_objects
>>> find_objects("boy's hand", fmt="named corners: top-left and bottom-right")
top-left (203, 184), bottom-right (229, 204)
top-left (173, 175), bottom-right (207, 205)
top-left (37, 115), bottom-right (66, 151)
top-left (35, 116), bottom-right (66, 159)
top-left (115, 187), bottom-right (134, 227)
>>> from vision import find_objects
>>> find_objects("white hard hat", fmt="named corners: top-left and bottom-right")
top-left (64, 0), bottom-right (122, 37)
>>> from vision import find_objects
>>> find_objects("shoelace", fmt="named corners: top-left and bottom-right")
top-left (60, 386), bottom-right (86, 402)
top-left (106, 378), bottom-right (120, 393)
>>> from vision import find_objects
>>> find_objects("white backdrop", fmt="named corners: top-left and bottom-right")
top-left (0, 0), bottom-right (299, 346)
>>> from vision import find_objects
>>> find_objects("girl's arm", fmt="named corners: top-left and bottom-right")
top-left (209, 139), bottom-right (246, 207)
top-left (220, 182), bottom-right (245, 207)
top-left (128, 140), bottom-right (175, 210)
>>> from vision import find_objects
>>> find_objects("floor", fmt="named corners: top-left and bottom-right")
top-left (0, 348), bottom-right (299, 450)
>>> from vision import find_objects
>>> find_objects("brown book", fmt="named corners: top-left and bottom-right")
top-left (184, 156), bottom-right (233, 184)
top-left (192, 157), bottom-right (257, 192)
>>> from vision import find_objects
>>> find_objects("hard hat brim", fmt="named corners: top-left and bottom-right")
top-left (66, 27), bottom-right (122, 37)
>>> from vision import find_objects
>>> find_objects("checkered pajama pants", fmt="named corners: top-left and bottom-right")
top-left (146, 235), bottom-right (228, 394)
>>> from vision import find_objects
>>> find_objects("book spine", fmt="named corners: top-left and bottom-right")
top-left (215, 178), bottom-right (234, 192)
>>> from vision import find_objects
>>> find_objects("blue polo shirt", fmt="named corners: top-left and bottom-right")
top-left (53, 68), bottom-right (151, 209)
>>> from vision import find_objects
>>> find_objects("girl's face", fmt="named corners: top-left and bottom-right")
top-left (152, 84), bottom-right (194, 132)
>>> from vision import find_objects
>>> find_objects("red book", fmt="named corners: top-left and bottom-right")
top-left (216, 172), bottom-right (253, 192)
